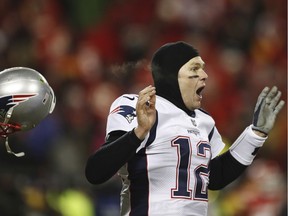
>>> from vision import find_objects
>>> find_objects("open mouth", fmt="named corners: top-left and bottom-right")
top-left (196, 86), bottom-right (205, 98)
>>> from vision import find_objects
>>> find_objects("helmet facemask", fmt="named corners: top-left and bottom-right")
top-left (0, 107), bottom-right (24, 157)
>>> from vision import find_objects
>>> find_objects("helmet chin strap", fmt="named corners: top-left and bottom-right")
top-left (3, 108), bottom-right (25, 157)
top-left (5, 138), bottom-right (25, 157)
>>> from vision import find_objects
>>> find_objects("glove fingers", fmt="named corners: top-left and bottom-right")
top-left (255, 87), bottom-right (270, 109)
top-left (273, 100), bottom-right (285, 115)
top-left (265, 86), bottom-right (278, 103)
top-left (252, 86), bottom-right (285, 135)
top-left (269, 91), bottom-right (282, 109)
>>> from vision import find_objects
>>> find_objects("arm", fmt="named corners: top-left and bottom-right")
top-left (85, 129), bottom-right (142, 184)
top-left (209, 86), bottom-right (285, 190)
top-left (230, 86), bottom-right (285, 165)
top-left (208, 151), bottom-right (247, 190)
top-left (85, 85), bottom-right (157, 185)
top-left (208, 125), bottom-right (265, 190)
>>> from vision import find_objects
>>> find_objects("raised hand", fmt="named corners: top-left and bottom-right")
top-left (134, 85), bottom-right (157, 140)
top-left (252, 86), bottom-right (285, 135)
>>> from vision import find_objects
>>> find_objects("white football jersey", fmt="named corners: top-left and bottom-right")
top-left (106, 94), bottom-right (225, 216)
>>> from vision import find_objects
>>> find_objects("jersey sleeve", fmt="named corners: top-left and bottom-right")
top-left (106, 94), bottom-right (150, 153)
top-left (106, 94), bottom-right (138, 135)
top-left (196, 109), bottom-right (226, 159)
top-left (209, 126), bottom-right (225, 159)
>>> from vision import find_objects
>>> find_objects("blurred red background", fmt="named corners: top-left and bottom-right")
top-left (0, 0), bottom-right (286, 215)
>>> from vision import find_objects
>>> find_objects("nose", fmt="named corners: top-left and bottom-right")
top-left (200, 70), bottom-right (208, 81)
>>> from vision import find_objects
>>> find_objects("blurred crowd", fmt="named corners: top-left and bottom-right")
top-left (0, 0), bottom-right (286, 215)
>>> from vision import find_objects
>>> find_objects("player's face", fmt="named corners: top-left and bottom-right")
top-left (178, 56), bottom-right (208, 110)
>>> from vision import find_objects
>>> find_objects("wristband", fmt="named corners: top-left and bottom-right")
top-left (229, 125), bottom-right (267, 165)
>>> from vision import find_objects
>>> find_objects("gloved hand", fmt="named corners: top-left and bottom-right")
top-left (252, 86), bottom-right (285, 135)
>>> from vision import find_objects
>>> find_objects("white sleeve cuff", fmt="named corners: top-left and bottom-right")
top-left (229, 125), bottom-right (267, 165)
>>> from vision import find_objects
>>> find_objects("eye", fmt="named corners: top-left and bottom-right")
top-left (191, 67), bottom-right (199, 71)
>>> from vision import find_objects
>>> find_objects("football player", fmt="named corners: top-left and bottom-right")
top-left (85, 42), bottom-right (285, 216)
top-left (0, 67), bottom-right (56, 157)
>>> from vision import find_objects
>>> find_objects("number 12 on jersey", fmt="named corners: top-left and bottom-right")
top-left (171, 136), bottom-right (210, 201)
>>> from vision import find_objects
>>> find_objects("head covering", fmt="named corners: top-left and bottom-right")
top-left (151, 41), bottom-right (199, 115)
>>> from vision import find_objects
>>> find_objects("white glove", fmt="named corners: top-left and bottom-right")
top-left (252, 86), bottom-right (285, 135)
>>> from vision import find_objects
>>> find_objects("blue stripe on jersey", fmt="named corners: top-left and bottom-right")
top-left (208, 127), bottom-right (214, 141)
top-left (127, 149), bottom-right (149, 215)
top-left (145, 111), bottom-right (158, 147)
top-left (127, 112), bottom-right (158, 215)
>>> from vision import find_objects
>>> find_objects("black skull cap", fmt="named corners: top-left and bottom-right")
top-left (151, 41), bottom-right (199, 115)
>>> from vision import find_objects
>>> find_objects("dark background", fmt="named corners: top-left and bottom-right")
top-left (0, 0), bottom-right (286, 215)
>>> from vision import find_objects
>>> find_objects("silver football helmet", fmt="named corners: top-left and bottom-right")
top-left (0, 67), bottom-right (56, 156)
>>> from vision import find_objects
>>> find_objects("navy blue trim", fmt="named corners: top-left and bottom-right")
top-left (145, 111), bottom-right (158, 147)
top-left (127, 149), bottom-right (149, 216)
top-left (126, 111), bottom-right (158, 215)
top-left (126, 111), bottom-right (159, 215)
top-left (208, 127), bottom-right (214, 142)
top-left (191, 110), bottom-right (196, 117)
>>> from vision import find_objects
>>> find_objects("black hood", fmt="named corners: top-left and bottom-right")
top-left (151, 41), bottom-right (199, 115)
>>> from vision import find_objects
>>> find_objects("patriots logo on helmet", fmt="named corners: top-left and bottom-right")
top-left (110, 105), bottom-right (136, 123)
top-left (0, 94), bottom-right (37, 118)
